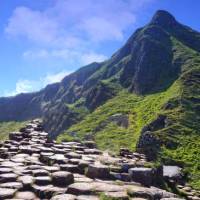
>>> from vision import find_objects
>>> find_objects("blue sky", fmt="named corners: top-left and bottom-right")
top-left (0, 0), bottom-right (200, 96)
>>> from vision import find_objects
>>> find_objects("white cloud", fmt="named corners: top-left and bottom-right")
top-left (23, 49), bottom-right (49, 59)
top-left (5, 0), bottom-right (143, 44)
top-left (4, 71), bottom-right (72, 97)
top-left (5, 0), bottom-right (153, 65)
top-left (5, 6), bottom-right (58, 44)
top-left (23, 49), bottom-right (107, 65)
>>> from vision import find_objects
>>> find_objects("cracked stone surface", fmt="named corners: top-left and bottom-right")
top-left (0, 119), bottom-right (193, 199)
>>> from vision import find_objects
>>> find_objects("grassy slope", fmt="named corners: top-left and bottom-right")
top-left (58, 37), bottom-right (200, 189)
top-left (157, 38), bottom-right (200, 189)
top-left (0, 121), bottom-right (28, 141)
top-left (58, 81), bottom-right (180, 152)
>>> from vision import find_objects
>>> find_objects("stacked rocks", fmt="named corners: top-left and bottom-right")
top-left (0, 120), bottom-right (185, 199)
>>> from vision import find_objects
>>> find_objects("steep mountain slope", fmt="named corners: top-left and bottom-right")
top-left (58, 11), bottom-right (200, 189)
top-left (59, 35), bottom-right (200, 189)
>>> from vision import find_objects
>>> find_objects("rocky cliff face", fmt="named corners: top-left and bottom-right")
top-left (1, 10), bottom-right (200, 138)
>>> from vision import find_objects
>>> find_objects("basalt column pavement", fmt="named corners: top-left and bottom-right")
top-left (0, 120), bottom-right (188, 200)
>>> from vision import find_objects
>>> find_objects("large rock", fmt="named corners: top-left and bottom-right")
top-left (86, 164), bottom-right (110, 179)
top-left (128, 186), bottom-right (177, 199)
top-left (163, 166), bottom-right (183, 182)
top-left (129, 167), bottom-right (155, 186)
top-left (52, 171), bottom-right (74, 187)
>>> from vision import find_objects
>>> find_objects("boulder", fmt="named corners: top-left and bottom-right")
top-left (86, 164), bottom-right (110, 179)
top-left (163, 166), bottom-right (183, 183)
top-left (52, 171), bottom-right (74, 187)
top-left (129, 167), bottom-right (155, 186)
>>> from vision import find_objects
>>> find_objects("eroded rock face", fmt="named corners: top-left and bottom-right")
top-left (137, 115), bottom-right (167, 160)
top-left (0, 120), bottom-right (191, 199)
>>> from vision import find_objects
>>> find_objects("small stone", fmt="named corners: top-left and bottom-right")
top-left (103, 191), bottom-right (129, 200)
top-left (35, 176), bottom-right (52, 185)
top-left (32, 169), bottom-right (49, 177)
top-left (51, 194), bottom-right (76, 200)
top-left (77, 195), bottom-right (100, 200)
top-left (66, 152), bottom-right (82, 159)
top-left (60, 164), bottom-right (80, 173)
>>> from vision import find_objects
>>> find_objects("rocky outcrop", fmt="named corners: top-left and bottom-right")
top-left (137, 115), bottom-right (169, 160)
top-left (0, 120), bottom-right (192, 199)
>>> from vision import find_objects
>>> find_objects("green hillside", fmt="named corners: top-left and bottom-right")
top-left (0, 121), bottom-right (28, 141)
top-left (58, 37), bottom-right (200, 189)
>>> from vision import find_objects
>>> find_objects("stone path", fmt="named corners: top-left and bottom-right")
top-left (0, 120), bottom-right (189, 199)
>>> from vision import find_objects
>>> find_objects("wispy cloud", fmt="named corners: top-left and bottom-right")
top-left (5, 0), bottom-right (153, 65)
top-left (4, 71), bottom-right (71, 96)
top-left (23, 49), bottom-right (107, 65)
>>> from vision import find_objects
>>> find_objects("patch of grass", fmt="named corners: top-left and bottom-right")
top-left (0, 121), bottom-right (28, 141)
